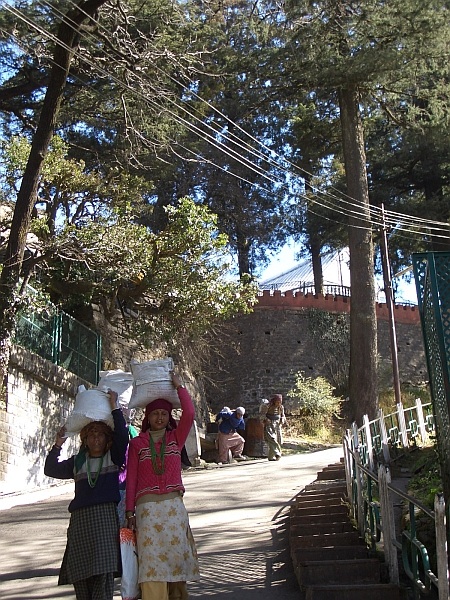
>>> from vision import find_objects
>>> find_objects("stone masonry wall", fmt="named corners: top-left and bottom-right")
top-left (0, 292), bottom-right (427, 495)
top-left (204, 293), bottom-right (427, 418)
top-left (0, 346), bottom-right (83, 495)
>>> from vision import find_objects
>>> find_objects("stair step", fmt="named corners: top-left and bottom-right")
top-left (304, 583), bottom-right (405, 600)
top-left (291, 513), bottom-right (350, 524)
top-left (290, 461), bottom-right (405, 600)
top-left (305, 482), bottom-right (347, 492)
top-left (297, 558), bottom-right (381, 586)
top-left (295, 490), bottom-right (346, 501)
top-left (292, 545), bottom-right (370, 566)
top-left (291, 504), bottom-right (348, 516)
top-left (316, 470), bottom-right (346, 481)
top-left (293, 497), bottom-right (345, 508)
top-left (322, 465), bottom-right (346, 473)
top-left (290, 531), bottom-right (362, 548)
top-left (291, 521), bottom-right (355, 535)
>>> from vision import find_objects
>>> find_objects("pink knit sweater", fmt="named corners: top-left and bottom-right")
top-left (125, 387), bottom-right (195, 511)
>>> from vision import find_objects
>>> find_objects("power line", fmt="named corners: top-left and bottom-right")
top-left (1, 0), bottom-right (449, 243)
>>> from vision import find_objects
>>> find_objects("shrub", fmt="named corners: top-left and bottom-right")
top-left (288, 373), bottom-right (343, 436)
top-left (378, 383), bottom-right (431, 413)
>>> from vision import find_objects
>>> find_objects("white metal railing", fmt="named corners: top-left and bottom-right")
top-left (354, 399), bottom-right (434, 470)
top-left (342, 400), bottom-right (449, 599)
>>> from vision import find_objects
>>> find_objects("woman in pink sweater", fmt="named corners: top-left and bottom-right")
top-left (125, 372), bottom-right (200, 600)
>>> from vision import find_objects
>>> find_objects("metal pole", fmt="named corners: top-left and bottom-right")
top-left (380, 204), bottom-right (402, 405)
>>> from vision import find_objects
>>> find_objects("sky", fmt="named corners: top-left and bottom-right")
top-left (257, 241), bottom-right (419, 305)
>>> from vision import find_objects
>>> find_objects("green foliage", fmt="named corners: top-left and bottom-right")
top-left (2, 136), bottom-right (147, 227)
top-left (398, 445), bottom-right (442, 573)
top-left (378, 384), bottom-right (431, 413)
top-left (1, 135), bottom-right (259, 346)
top-left (407, 446), bottom-right (442, 508)
top-left (44, 196), bottom-right (258, 342)
top-left (288, 372), bottom-right (343, 436)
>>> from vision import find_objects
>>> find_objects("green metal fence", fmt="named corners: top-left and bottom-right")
top-left (412, 251), bottom-right (450, 502)
top-left (14, 305), bottom-right (102, 385)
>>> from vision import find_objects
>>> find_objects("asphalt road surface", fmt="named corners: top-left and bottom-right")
top-left (0, 446), bottom-right (343, 600)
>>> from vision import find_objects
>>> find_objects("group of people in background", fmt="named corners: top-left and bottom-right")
top-left (215, 393), bottom-right (287, 464)
top-left (45, 371), bottom-right (199, 600)
top-left (44, 380), bottom-right (287, 600)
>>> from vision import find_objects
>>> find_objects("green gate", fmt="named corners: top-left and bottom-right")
top-left (412, 251), bottom-right (450, 502)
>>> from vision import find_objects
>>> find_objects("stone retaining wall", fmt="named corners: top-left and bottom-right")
top-left (0, 292), bottom-right (428, 494)
top-left (0, 346), bottom-right (82, 495)
top-left (203, 297), bottom-right (427, 416)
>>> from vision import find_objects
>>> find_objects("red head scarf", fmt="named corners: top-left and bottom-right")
top-left (141, 398), bottom-right (177, 432)
top-left (270, 394), bottom-right (283, 404)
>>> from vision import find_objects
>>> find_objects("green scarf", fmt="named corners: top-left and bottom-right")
top-left (149, 432), bottom-right (166, 475)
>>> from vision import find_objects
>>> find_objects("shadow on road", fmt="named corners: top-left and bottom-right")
top-left (188, 515), bottom-right (298, 600)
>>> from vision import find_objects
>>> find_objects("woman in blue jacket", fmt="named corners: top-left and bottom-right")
top-left (216, 406), bottom-right (247, 463)
top-left (44, 391), bottom-right (129, 600)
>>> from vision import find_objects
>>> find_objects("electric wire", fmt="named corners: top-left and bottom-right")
top-left (0, 0), bottom-right (445, 245)
top-left (47, 0), bottom-right (450, 236)
top-left (2, 1), bottom-right (373, 232)
top-left (2, 0), bottom-right (445, 238)
top-left (39, 0), bottom-right (403, 228)
top-left (1, 0), bottom-right (450, 243)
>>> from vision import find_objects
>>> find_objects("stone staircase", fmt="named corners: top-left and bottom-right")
top-left (290, 461), bottom-right (408, 600)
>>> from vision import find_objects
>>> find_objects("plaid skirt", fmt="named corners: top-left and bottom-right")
top-left (136, 495), bottom-right (200, 584)
top-left (59, 503), bottom-right (121, 585)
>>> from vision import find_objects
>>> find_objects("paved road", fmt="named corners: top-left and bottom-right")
top-left (0, 446), bottom-right (343, 600)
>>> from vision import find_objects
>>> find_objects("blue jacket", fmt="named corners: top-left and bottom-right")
top-left (44, 409), bottom-right (129, 512)
top-left (216, 409), bottom-right (245, 434)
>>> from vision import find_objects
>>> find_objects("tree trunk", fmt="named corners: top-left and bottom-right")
top-left (310, 241), bottom-right (323, 295)
top-left (235, 224), bottom-right (251, 278)
top-left (339, 86), bottom-right (378, 422)
top-left (0, 0), bottom-right (109, 388)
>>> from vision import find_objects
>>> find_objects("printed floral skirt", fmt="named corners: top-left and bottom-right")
top-left (136, 495), bottom-right (200, 584)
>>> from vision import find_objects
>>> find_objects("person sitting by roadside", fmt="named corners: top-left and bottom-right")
top-left (216, 406), bottom-right (247, 463)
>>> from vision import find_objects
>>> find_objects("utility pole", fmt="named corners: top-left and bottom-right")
top-left (380, 204), bottom-right (402, 405)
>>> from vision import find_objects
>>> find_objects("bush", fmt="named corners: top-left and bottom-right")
top-left (288, 373), bottom-right (343, 436)
top-left (378, 383), bottom-right (431, 413)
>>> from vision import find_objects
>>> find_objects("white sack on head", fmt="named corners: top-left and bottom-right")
top-left (128, 357), bottom-right (180, 409)
top-left (65, 387), bottom-right (114, 436)
top-left (98, 369), bottom-right (134, 408)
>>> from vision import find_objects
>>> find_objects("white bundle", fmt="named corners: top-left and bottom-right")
top-left (97, 369), bottom-right (134, 408)
top-left (65, 386), bottom-right (114, 436)
top-left (128, 357), bottom-right (180, 409)
top-left (259, 399), bottom-right (269, 413)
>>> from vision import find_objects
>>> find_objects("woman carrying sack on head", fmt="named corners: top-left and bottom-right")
top-left (125, 371), bottom-right (200, 600)
top-left (44, 390), bottom-right (129, 600)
